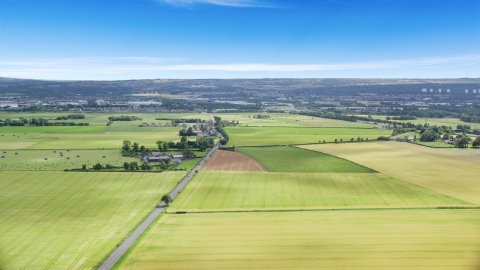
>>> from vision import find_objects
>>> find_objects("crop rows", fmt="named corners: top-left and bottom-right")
top-left (0, 171), bottom-right (183, 269)
top-left (167, 172), bottom-right (466, 212)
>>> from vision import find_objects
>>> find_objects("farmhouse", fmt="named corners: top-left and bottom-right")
top-left (171, 154), bottom-right (185, 161)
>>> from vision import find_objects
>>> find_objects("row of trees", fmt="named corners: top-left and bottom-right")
top-left (108, 115), bottom-right (142, 121)
top-left (56, 114), bottom-right (85, 120)
top-left (0, 118), bottom-right (89, 126)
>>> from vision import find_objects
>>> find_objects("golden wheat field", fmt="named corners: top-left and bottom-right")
top-left (300, 142), bottom-right (480, 205)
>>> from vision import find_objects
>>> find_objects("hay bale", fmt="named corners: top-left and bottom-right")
top-left (44, 158), bottom-right (48, 160)
top-left (76, 155), bottom-right (80, 157)
top-left (15, 152), bottom-right (18, 155)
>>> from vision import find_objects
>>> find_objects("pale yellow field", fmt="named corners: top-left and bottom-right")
top-left (300, 142), bottom-right (480, 204)
top-left (117, 210), bottom-right (480, 270)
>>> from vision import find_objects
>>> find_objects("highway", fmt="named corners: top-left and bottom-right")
top-left (98, 143), bottom-right (220, 270)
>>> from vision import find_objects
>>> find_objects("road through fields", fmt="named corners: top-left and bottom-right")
top-left (98, 143), bottom-right (220, 270)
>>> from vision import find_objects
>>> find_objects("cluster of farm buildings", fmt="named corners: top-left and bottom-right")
top-left (142, 152), bottom-right (185, 164)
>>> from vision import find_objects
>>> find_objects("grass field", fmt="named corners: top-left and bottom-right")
top-left (0, 171), bottom-right (184, 270)
top-left (215, 113), bottom-right (374, 128)
top-left (412, 140), bottom-right (456, 148)
top-left (301, 142), bottom-right (480, 204)
top-left (167, 171), bottom-right (466, 212)
top-left (0, 149), bottom-right (139, 171)
top-left (117, 209), bottom-right (480, 270)
top-left (26, 132), bottom-right (180, 149)
top-left (226, 127), bottom-right (391, 146)
top-left (237, 146), bottom-right (372, 172)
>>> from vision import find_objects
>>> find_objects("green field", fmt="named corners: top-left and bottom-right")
top-left (167, 171), bottom-right (466, 212)
top-left (412, 140), bottom-right (456, 148)
top-left (117, 210), bottom-right (480, 270)
top-left (237, 146), bottom-right (372, 172)
top-left (214, 113), bottom-right (374, 128)
top-left (0, 149), bottom-right (140, 171)
top-left (0, 171), bottom-right (184, 270)
top-left (24, 132), bottom-right (180, 149)
top-left (226, 126), bottom-right (391, 146)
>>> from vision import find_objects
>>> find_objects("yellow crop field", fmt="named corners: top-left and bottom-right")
top-left (117, 210), bottom-right (480, 270)
top-left (300, 142), bottom-right (480, 204)
top-left (167, 172), bottom-right (466, 212)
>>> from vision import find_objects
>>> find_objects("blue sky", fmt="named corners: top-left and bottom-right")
top-left (0, 0), bottom-right (479, 79)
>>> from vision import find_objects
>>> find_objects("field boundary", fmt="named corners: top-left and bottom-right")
top-left (169, 205), bottom-right (480, 215)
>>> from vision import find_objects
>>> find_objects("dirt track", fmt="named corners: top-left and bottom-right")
top-left (201, 150), bottom-right (266, 171)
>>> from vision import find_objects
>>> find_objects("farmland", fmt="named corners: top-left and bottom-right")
top-left (237, 146), bottom-right (372, 172)
top-left (117, 210), bottom-right (480, 270)
top-left (212, 113), bottom-right (374, 128)
top-left (167, 171), bottom-right (465, 212)
top-left (0, 149), bottom-right (139, 171)
top-left (0, 112), bottom-right (210, 126)
top-left (0, 171), bottom-right (184, 270)
top-left (202, 150), bottom-right (266, 171)
top-left (226, 126), bottom-right (391, 146)
top-left (22, 132), bottom-right (179, 149)
top-left (355, 115), bottom-right (470, 128)
top-left (300, 142), bottom-right (480, 204)
top-left (2, 111), bottom-right (480, 270)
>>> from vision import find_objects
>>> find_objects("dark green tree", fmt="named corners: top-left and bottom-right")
top-left (472, 137), bottom-right (480, 148)
top-left (162, 194), bottom-right (173, 205)
top-left (122, 140), bottom-right (132, 151)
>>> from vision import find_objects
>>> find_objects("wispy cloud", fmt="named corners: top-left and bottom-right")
top-left (1, 55), bottom-right (479, 80)
top-left (159, 0), bottom-right (272, 8)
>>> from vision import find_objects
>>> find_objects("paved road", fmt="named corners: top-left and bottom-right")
top-left (98, 144), bottom-right (219, 270)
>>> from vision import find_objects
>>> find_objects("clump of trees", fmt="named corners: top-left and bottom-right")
top-left (56, 114), bottom-right (85, 120)
top-left (459, 114), bottom-right (480, 123)
top-left (472, 136), bottom-right (480, 148)
top-left (179, 127), bottom-right (196, 136)
top-left (108, 115), bottom-right (142, 121)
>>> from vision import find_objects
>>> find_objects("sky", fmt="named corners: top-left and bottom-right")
top-left (0, 0), bottom-right (479, 80)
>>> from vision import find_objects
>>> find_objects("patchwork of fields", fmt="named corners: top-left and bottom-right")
top-left (0, 171), bottom-right (185, 270)
top-left (300, 142), bottom-right (480, 204)
top-left (117, 210), bottom-right (480, 270)
top-left (1, 112), bottom-right (479, 270)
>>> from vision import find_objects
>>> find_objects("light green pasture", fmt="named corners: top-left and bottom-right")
top-left (0, 149), bottom-right (139, 171)
top-left (0, 171), bottom-right (184, 270)
top-left (26, 132), bottom-right (179, 149)
top-left (167, 172), bottom-right (466, 212)
top-left (117, 210), bottom-right (480, 270)
top-left (226, 126), bottom-right (391, 146)
top-left (216, 113), bottom-right (374, 128)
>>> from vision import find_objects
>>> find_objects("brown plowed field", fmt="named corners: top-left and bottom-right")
top-left (202, 150), bottom-right (267, 171)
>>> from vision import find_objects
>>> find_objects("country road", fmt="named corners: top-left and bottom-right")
top-left (98, 141), bottom-right (221, 270)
